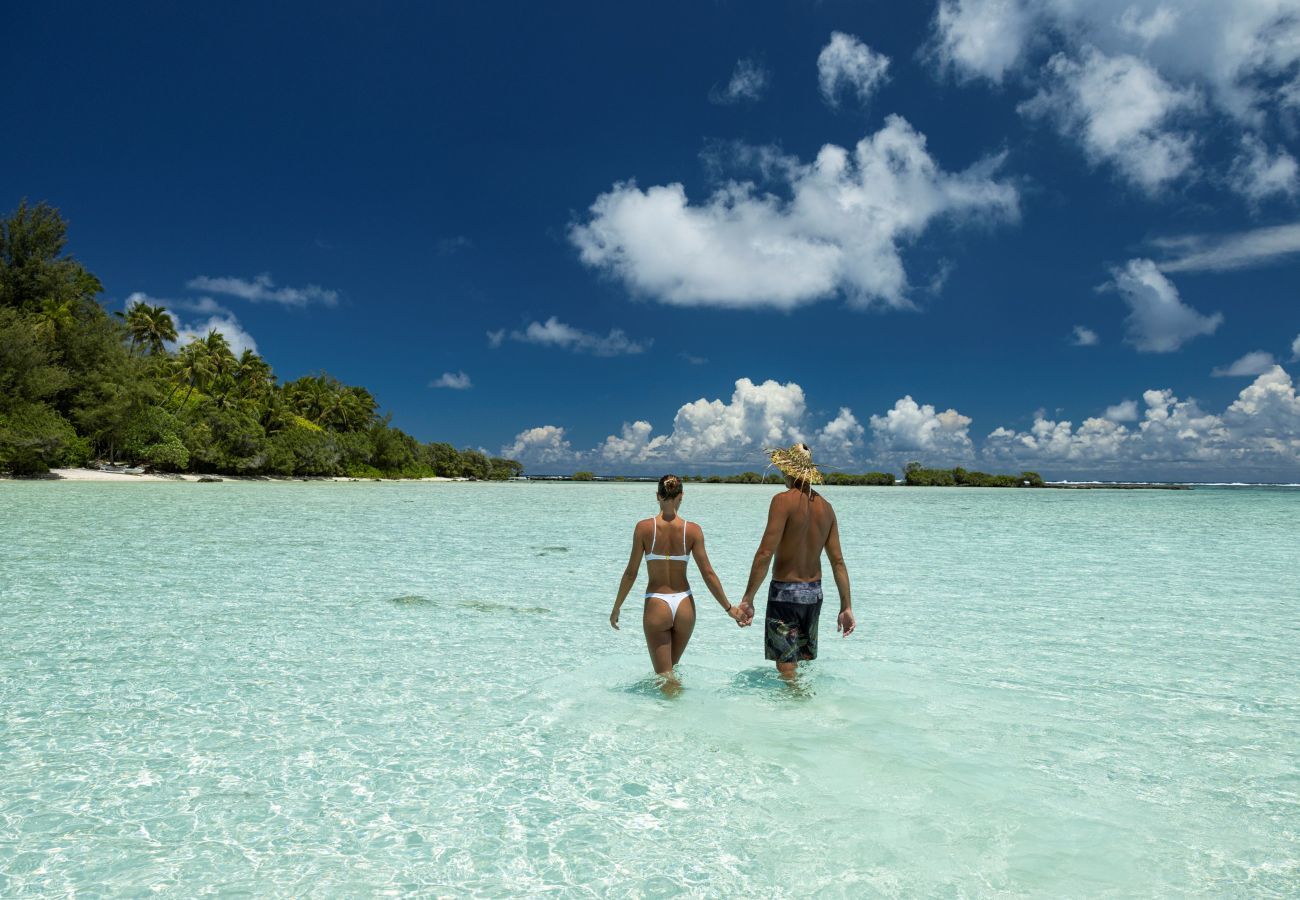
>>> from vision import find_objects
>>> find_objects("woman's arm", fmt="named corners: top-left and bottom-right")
top-left (610, 521), bottom-right (646, 630)
top-left (689, 524), bottom-right (743, 625)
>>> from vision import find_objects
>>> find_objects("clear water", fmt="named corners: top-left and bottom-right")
top-left (2, 482), bottom-right (1298, 897)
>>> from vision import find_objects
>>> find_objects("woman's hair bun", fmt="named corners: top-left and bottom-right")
top-left (657, 474), bottom-right (683, 498)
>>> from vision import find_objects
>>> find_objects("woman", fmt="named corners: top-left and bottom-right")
top-left (610, 474), bottom-right (741, 679)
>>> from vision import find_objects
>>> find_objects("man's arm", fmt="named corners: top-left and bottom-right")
top-left (824, 511), bottom-right (855, 636)
top-left (738, 495), bottom-right (789, 623)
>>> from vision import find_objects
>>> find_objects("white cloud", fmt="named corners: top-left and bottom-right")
top-left (1104, 399), bottom-right (1139, 422)
top-left (1108, 258), bottom-right (1222, 352)
top-left (430, 371), bottom-right (472, 390)
top-left (930, 0), bottom-right (1032, 84)
top-left (174, 313), bottom-right (258, 357)
top-left (1158, 223), bottom-right (1300, 273)
top-left (599, 420), bottom-right (670, 464)
top-left (497, 316), bottom-right (649, 356)
top-left (1019, 48), bottom-right (1198, 193)
top-left (1212, 351), bottom-right (1278, 377)
top-left (186, 273), bottom-right (338, 308)
top-left (984, 368), bottom-right (1300, 477)
top-left (931, 1), bottom-right (1300, 123)
top-left (1116, 5), bottom-right (1181, 45)
top-left (570, 115), bottom-right (1017, 311)
top-left (711, 58), bottom-right (768, 105)
top-left (1223, 366), bottom-right (1300, 449)
top-left (816, 407), bottom-right (866, 459)
top-left (1227, 135), bottom-right (1299, 203)
top-left (1072, 325), bottom-right (1099, 346)
top-left (932, 2), bottom-right (1300, 197)
top-left (502, 425), bottom-right (574, 464)
top-left (598, 378), bottom-right (815, 466)
top-left (127, 291), bottom-right (260, 357)
top-left (817, 32), bottom-right (890, 107)
top-left (868, 395), bottom-right (975, 458)
top-left (1292, 333), bottom-right (1300, 362)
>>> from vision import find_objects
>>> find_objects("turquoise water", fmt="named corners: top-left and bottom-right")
top-left (2, 482), bottom-right (1298, 896)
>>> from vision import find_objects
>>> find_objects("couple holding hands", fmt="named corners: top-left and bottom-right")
top-left (610, 444), bottom-right (856, 683)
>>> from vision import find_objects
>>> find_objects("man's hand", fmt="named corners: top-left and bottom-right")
top-left (737, 599), bottom-right (755, 627)
top-left (609, 609), bottom-right (620, 630)
top-left (837, 608), bottom-right (856, 637)
top-left (726, 606), bottom-right (745, 627)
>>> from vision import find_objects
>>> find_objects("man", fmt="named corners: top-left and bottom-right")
top-left (736, 443), bottom-right (855, 676)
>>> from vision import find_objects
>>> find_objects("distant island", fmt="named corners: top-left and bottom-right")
top-left (561, 466), bottom-right (1190, 489)
top-left (0, 201), bottom-right (523, 480)
top-left (565, 464), bottom-right (1043, 487)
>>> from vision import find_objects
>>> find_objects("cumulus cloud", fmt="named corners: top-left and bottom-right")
top-left (598, 420), bottom-right (671, 464)
top-left (502, 425), bottom-right (574, 464)
top-left (932, 2), bottom-right (1300, 198)
top-left (816, 407), bottom-right (866, 459)
top-left (1019, 48), bottom-right (1198, 193)
top-left (598, 378), bottom-right (815, 466)
top-left (1227, 135), bottom-right (1299, 204)
top-left (1212, 351), bottom-right (1278, 377)
top-left (570, 115), bottom-right (1017, 311)
top-left (186, 273), bottom-right (339, 308)
top-left (494, 316), bottom-right (649, 356)
top-left (868, 395), bottom-right (975, 459)
top-left (710, 58), bottom-right (768, 104)
top-left (985, 367), bottom-right (1300, 478)
top-left (1072, 325), bottom-right (1099, 346)
top-left (929, 0), bottom-right (1033, 83)
top-left (1108, 258), bottom-right (1222, 352)
top-left (430, 371), bottom-right (472, 389)
top-left (1104, 399), bottom-right (1139, 422)
top-left (1292, 333), bottom-right (1300, 362)
top-left (817, 32), bottom-right (890, 107)
top-left (174, 313), bottom-right (258, 357)
top-left (931, 1), bottom-right (1300, 122)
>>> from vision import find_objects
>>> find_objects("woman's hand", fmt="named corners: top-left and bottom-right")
top-left (736, 599), bottom-right (756, 627)
top-left (609, 608), bottom-right (620, 630)
top-left (726, 606), bottom-right (744, 627)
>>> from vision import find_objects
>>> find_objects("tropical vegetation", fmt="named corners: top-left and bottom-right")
top-left (0, 201), bottom-right (523, 480)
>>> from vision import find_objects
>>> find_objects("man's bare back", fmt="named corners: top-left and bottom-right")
top-left (769, 488), bottom-right (837, 583)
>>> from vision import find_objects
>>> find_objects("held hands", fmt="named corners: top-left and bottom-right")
top-left (725, 605), bottom-right (747, 628)
top-left (735, 599), bottom-right (756, 628)
top-left (837, 608), bottom-right (856, 637)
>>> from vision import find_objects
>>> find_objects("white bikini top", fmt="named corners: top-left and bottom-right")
top-left (645, 515), bottom-right (690, 562)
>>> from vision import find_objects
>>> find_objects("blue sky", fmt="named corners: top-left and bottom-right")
top-left (8, 1), bottom-right (1300, 480)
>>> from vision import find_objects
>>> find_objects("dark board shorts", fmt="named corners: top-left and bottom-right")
top-left (764, 580), bottom-right (823, 662)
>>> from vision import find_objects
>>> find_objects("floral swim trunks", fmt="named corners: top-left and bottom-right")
top-left (764, 580), bottom-right (823, 662)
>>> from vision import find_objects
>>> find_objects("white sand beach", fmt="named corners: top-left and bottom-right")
top-left (7, 468), bottom-right (462, 483)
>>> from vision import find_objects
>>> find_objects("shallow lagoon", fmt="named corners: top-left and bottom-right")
top-left (2, 482), bottom-right (1298, 896)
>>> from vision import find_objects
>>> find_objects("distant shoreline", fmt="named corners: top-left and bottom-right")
top-left (2, 467), bottom-right (465, 484)
top-left (8, 468), bottom-right (1297, 488)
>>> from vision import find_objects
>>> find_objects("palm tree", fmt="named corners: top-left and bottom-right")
top-left (32, 297), bottom-right (75, 340)
top-left (125, 302), bottom-right (177, 355)
top-left (165, 341), bottom-right (214, 407)
top-left (232, 350), bottom-right (274, 400)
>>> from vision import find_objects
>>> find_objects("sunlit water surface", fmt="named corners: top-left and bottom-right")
top-left (2, 482), bottom-right (1298, 897)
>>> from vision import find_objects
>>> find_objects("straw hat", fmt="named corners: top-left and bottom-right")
top-left (767, 442), bottom-right (824, 485)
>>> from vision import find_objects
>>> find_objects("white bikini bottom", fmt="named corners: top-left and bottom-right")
top-left (645, 591), bottom-right (692, 622)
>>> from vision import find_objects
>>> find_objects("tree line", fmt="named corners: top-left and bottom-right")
top-left (0, 201), bottom-right (524, 480)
